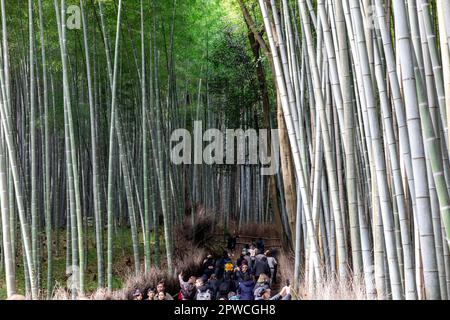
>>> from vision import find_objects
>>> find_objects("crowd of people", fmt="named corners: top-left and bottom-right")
top-left (131, 238), bottom-right (292, 301)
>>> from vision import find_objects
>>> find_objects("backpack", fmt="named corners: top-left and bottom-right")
top-left (254, 286), bottom-right (265, 299)
top-left (196, 289), bottom-right (212, 300)
top-left (181, 284), bottom-right (197, 300)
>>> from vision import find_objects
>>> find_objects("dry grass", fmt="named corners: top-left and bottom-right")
top-left (174, 215), bottom-right (214, 252)
top-left (119, 214), bottom-right (218, 300)
top-left (277, 251), bottom-right (368, 300)
top-left (90, 288), bottom-right (119, 300)
top-left (120, 242), bottom-right (209, 300)
top-left (299, 280), bottom-right (367, 300)
top-left (49, 213), bottom-right (218, 300)
top-left (52, 286), bottom-right (121, 300)
top-left (121, 268), bottom-right (179, 300)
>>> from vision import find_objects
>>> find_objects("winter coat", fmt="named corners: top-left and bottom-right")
top-left (235, 270), bottom-right (253, 282)
top-left (207, 279), bottom-right (220, 298)
top-left (238, 280), bottom-right (255, 300)
top-left (179, 275), bottom-right (197, 300)
top-left (236, 257), bottom-right (245, 267)
top-left (254, 256), bottom-right (271, 278)
top-left (215, 257), bottom-right (231, 279)
top-left (181, 284), bottom-right (197, 300)
top-left (217, 273), bottom-right (237, 299)
top-left (227, 236), bottom-right (237, 250)
top-left (255, 239), bottom-right (264, 251)
top-left (203, 258), bottom-right (215, 277)
top-left (267, 256), bottom-right (277, 269)
top-left (253, 282), bottom-right (270, 297)
top-left (255, 253), bottom-right (265, 261)
top-left (217, 280), bottom-right (233, 300)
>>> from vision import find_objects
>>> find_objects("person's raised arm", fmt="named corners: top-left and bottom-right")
top-left (178, 272), bottom-right (188, 287)
top-left (282, 286), bottom-right (292, 300)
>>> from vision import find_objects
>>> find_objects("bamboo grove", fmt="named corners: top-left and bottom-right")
top-left (0, 0), bottom-right (197, 299)
top-left (238, 0), bottom-right (450, 300)
top-left (0, 0), bottom-right (273, 300)
top-left (1, 0), bottom-right (450, 301)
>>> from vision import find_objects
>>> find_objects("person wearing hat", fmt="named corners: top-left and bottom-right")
top-left (255, 285), bottom-right (292, 301)
top-left (132, 289), bottom-right (143, 300)
top-left (253, 273), bottom-right (270, 298)
top-left (228, 291), bottom-right (240, 300)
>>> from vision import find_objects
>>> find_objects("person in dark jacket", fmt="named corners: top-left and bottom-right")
top-left (207, 274), bottom-right (220, 299)
top-left (202, 254), bottom-right (216, 278)
top-left (217, 271), bottom-right (237, 300)
top-left (255, 250), bottom-right (265, 262)
top-left (235, 262), bottom-right (253, 282)
top-left (265, 250), bottom-right (278, 284)
top-left (255, 237), bottom-right (265, 252)
top-left (215, 251), bottom-right (231, 279)
top-left (237, 279), bottom-right (255, 300)
top-left (243, 251), bottom-right (252, 267)
top-left (236, 253), bottom-right (246, 268)
top-left (227, 232), bottom-right (239, 255)
top-left (254, 255), bottom-right (271, 278)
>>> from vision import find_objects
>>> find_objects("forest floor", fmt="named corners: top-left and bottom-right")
top-left (0, 228), bottom-right (149, 299)
top-left (0, 219), bottom-right (299, 299)
top-left (1, 219), bottom-right (363, 300)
